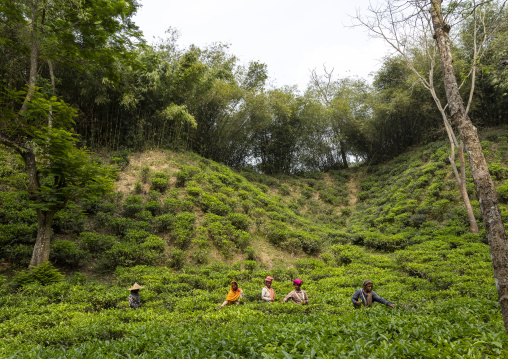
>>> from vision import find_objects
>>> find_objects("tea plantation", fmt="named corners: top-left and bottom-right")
top-left (1, 127), bottom-right (508, 358)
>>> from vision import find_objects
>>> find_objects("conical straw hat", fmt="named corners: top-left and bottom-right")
top-left (128, 282), bottom-right (144, 291)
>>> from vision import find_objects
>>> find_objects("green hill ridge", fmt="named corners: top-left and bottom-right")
top-left (1, 126), bottom-right (508, 357)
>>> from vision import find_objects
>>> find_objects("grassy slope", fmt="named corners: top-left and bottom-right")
top-left (1, 127), bottom-right (508, 357)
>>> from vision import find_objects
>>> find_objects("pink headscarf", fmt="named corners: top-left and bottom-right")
top-left (293, 279), bottom-right (303, 286)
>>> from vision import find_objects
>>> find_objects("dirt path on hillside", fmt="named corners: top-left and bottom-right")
top-left (348, 171), bottom-right (362, 206)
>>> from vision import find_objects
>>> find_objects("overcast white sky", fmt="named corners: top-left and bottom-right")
top-left (133, 0), bottom-right (390, 92)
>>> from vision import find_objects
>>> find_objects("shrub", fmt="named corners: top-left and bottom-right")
top-left (175, 165), bottom-right (200, 187)
top-left (173, 212), bottom-right (197, 249)
top-left (153, 213), bottom-right (175, 232)
top-left (123, 195), bottom-right (144, 217)
top-left (489, 163), bottom-right (508, 180)
top-left (141, 166), bottom-right (150, 183)
top-left (364, 232), bottom-right (409, 252)
top-left (145, 200), bottom-right (162, 216)
top-left (101, 242), bottom-right (139, 269)
top-left (78, 232), bottom-right (116, 253)
top-left (110, 150), bottom-right (130, 169)
top-left (13, 261), bottom-right (64, 287)
top-left (294, 258), bottom-right (325, 270)
top-left (53, 202), bottom-right (86, 234)
top-left (151, 172), bottom-right (170, 193)
top-left (50, 240), bottom-right (89, 268)
top-left (330, 244), bottom-right (363, 266)
top-left (266, 221), bottom-right (291, 246)
top-left (186, 186), bottom-right (203, 197)
top-left (140, 235), bottom-right (166, 265)
top-left (293, 230), bottom-right (321, 255)
top-left (133, 181), bottom-right (143, 194)
top-left (125, 229), bottom-right (151, 243)
top-left (496, 182), bottom-right (508, 202)
top-left (199, 194), bottom-right (230, 216)
top-left (3, 244), bottom-right (32, 267)
top-left (244, 260), bottom-right (257, 271)
top-left (191, 238), bottom-right (210, 264)
top-left (163, 197), bottom-right (181, 214)
top-left (227, 213), bottom-right (251, 231)
top-left (244, 246), bottom-right (255, 260)
top-left (301, 186), bottom-right (313, 199)
top-left (218, 240), bottom-right (235, 259)
top-left (231, 229), bottom-right (251, 250)
top-left (135, 210), bottom-right (153, 221)
top-left (168, 249), bottom-right (186, 269)
top-left (279, 184), bottom-right (291, 196)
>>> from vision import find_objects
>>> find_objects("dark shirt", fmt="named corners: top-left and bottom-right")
top-left (351, 288), bottom-right (392, 307)
top-left (129, 293), bottom-right (141, 308)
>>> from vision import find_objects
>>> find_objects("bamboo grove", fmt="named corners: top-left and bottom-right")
top-left (1, 1), bottom-right (507, 175)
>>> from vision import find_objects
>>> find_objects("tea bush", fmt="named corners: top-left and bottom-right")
top-left (123, 195), bottom-right (144, 218)
top-left (12, 261), bottom-right (64, 287)
top-left (150, 172), bottom-right (170, 192)
top-left (50, 240), bottom-right (89, 268)
top-left (78, 232), bottom-right (116, 253)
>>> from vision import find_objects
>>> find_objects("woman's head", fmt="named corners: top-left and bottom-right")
top-left (265, 276), bottom-right (274, 287)
top-left (231, 281), bottom-right (239, 291)
top-left (363, 279), bottom-right (373, 292)
top-left (293, 279), bottom-right (303, 290)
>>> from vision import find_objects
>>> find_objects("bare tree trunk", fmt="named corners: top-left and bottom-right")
top-left (448, 142), bottom-right (479, 233)
top-left (47, 59), bottom-right (55, 128)
top-left (339, 140), bottom-right (349, 168)
top-left (19, 1), bottom-right (39, 115)
top-left (431, 0), bottom-right (508, 333)
top-left (29, 210), bottom-right (55, 267)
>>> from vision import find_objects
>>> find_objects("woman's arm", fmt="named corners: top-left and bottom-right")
top-left (282, 291), bottom-right (293, 303)
top-left (372, 292), bottom-right (394, 307)
top-left (351, 289), bottom-right (362, 306)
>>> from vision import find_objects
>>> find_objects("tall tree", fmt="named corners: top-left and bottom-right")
top-left (358, 0), bottom-right (508, 331)
top-left (0, 88), bottom-right (114, 267)
top-left (0, 0), bottom-right (141, 267)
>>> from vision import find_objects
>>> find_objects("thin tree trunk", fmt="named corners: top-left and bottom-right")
top-left (448, 142), bottom-right (479, 233)
top-left (431, 0), bottom-right (508, 333)
top-left (29, 210), bottom-right (55, 267)
top-left (20, 1), bottom-right (39, 115)
top-left (339, 140), bottom-right (348, 169)
top-left (47, 59), bottom-right (55, 127)
top-left (20, 144), bottom-right (56, 268)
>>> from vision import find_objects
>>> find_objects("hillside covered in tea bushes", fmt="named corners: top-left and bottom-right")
top-left (1, 126), bottom-right (508, 357)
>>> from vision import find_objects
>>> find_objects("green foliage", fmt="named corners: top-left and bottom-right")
top-left (496, 182), bottom-right (508, 202)
top-left (244, 260), bottom-right (257, 271)
top-left (110, 150), bottom-right (130, 169)
top-left (50, 240), bottom-right (89, 268)
top-left (172, 212), bottom-right (197, 249)
top-left (227, 213), bottom-right (251, 231)
top-left (122, 195), bottom-right (144, 218)
top-left (330, 244), bottom-right (364, 265)
top-left (150, 172), bottom-right (170, 193)
top-left (191, 237), bottom-right (210, 264)
top-left (141, 166), bottom-right (151, 183)
top-left (199, 193), bottom-right (230, 216)
top-left (168, 248), bottom-right (186, 269)
top-left (13, 261), bottom-right (64, 287)
top-left (53, 202), bottom-right (86, 234)
top-left (78, 232), bottom-right (116, 253)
